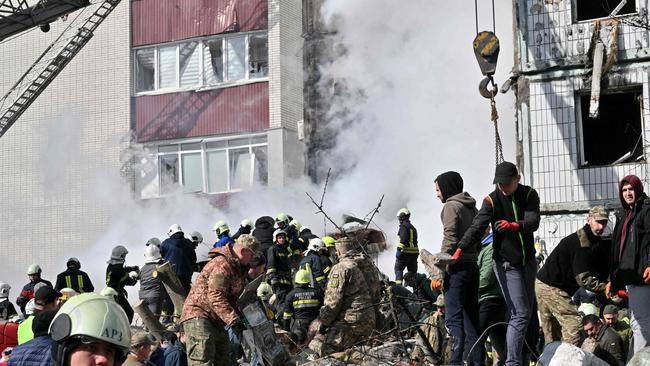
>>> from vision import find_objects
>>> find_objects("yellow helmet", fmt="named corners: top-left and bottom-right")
top-left (294, 269), bottom-right (311, 285)
top-left (322, 236), bottom-right (336, 248)
top-left (213, 220), bottom-right (230, 235)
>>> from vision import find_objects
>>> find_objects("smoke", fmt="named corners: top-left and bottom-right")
top-left (0, 1), bottom-right (516, 307)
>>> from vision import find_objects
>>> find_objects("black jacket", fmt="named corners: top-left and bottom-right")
top-left (397, 221), bottom-right (419, 254)
top-left (54, 268), bottom-right (94, 293)
top-left (537, 225), bottom-right (609, 296)
top-left (231, 226), bottom-right (252, 241)
top-left (459, 184), bottom-right (540, 266)
top-left (138, 261), bottom-right (167, 300)
top-left (594, 324), bottom-right (626, 366)
top-left (0, 299), bottom-right (16, 320)
top-left (611, 194), bottom-right (650, 289)
top-left (282, 285), bottom-right (322, 328)
top-left (253, 216), bottom-right (275, 258)
top-left (297, 228), bottom-right (318, 252)
top-left (105, 263), bottom-right (139, 296)
top-left (267, 243), bottom-right (294, 285)
top-left (161, 232), bottom-right (197, 280)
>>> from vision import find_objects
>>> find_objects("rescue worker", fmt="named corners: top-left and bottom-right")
top-left (394, 208), bottom-right (419, 285)
top-left (276, 213), bottom-right (300, 250)
top-left (603, 304), bottom-right (633, 353)
top-left (266, 229), bottom-right (294, 305)
top-left (17, 286), bottom-right (60, 345)
top-left (17, 299), bottom-right (36, 345)
top-left (434, 171), bottom-right (481, 366)
top-left (146, 237), bottom-right (162, 247)
top-left (257, 282), bottom-right (277, 321)
top-left (252, 216), bottom-right (275, 260)
top-left (16, 264), bottom-right (52, 315)
top-left (139, 244), bottom-right (168, 317)
top-left (188, 231), bottom-right (203, 249)
top-left (308, 238), bottom-right (376, 357)
top-left (105, 245), bottom-right (139, 323)
top-left (535, 205), bottom-right (610, 346)
top-left (180, 234), bottom-right (258, 366)
top-left (412, 295), bottom-right (449, 364)
top-left (160, 224), bottom-right (196, 294)
top-left (322, 236), bottom-right (338, 265)
top-left (232, 219), bottom-right (253, 241)
top-left (282, 269), bottom-right (323, 344)
top-left (9, 309), bottom-right (57, 366)
top-left (299, 238), bottom-right (329, 291)
top-left (403, 272), bottom-right (438, 312)
top-left (289, 220), bottom-right (308, 252)
top-left (0, 283), bottom-right (17, 321)
top-left (48, 293), bottom-right (132, 366)
top-left (455, 161), bottom-right (540, 366)
top-left (298, 226), bottom-right (318, 252)
top-left (582, 314), bottom-right (626, 366)
top-left (54, 257), bottom-right (94, 294)
top-left (213, 220), bottom-right (235, 248)
top-left (123, 332), bottom-right (156, 366)
top-left (609, 174), bottom-right (650, 355)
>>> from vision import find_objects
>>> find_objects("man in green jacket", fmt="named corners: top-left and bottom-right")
top-left (478, 234), bottom-right (507, 365)
top-left (603, 304), bottom-right (633, 354)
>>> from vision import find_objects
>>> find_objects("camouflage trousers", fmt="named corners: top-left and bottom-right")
top-left (535, 279), bottom-right (582, 346)
top-left (308, 322), bottom-right (370, 357)
top-left (183, 317), bottom-right (230, 366)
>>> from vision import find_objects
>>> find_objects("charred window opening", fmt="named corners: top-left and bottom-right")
top-left (577, 88), bottom-right (644, 167)
top-left (575, 0), bottom-right (636, 21)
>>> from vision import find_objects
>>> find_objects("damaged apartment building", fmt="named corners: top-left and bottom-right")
top-left (512, 0), bottom-right (650, 253)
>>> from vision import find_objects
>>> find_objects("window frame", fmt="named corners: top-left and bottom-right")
top-left (133, 31), bottom-right (268, 96)
top-left (572, 0), bottom-right (638, 23)
top-left (153, 134), bottom-right (268, 196)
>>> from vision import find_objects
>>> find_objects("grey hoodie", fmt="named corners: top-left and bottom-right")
top-left (440, 192), bottom-right (479, 261)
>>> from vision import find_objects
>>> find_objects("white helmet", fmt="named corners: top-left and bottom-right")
top-left (27, 264), bottom-right (42, 275)
top-left (168, 224), bottom-right (183, 237)
top-left (0, 283), bottom-right (10, 298)
top-left (240, 218), bottom-right (253, 229)
top-left (189, 231), bottom-right (203, 243)
top-left (25, 299), bottom-right (36, 315)
top-left (397, 208), bottom-right (411, 218)
top-left (307, 238), bottom-right (324, 252)
top-left (299, 226), bottom-right (310, 233)
top-left (144, 245), bottom-right (162, 264)
top-left (146, 237), bottom-right (161, 247)
top-left (273, 229), bottom-right (287, 242)
top-left (213, 220), bottom-right (230, 236)
top-left (289, 219), bottom-right (301, 231)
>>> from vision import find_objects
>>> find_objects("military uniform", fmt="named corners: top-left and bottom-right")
top-left (282, 285), bottom-right (322, 343)
top-left (412, 311), bottom-right (449, 364)
top-left (308, 251), bottom-right (376, 356)
top-left (181, 245), bottom-right (248, 366)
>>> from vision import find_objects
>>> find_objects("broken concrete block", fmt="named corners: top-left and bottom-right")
top-left (537, 341), bottom-right (608, 366)
top-left (627, 346), bottom-right (650, 366)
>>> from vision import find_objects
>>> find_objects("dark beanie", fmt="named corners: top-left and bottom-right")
top-left (435, 171), bottom-right (464, 203)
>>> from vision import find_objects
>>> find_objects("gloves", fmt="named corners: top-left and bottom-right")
top-left (495, 220), bottom-right (520, 232)
top-left (616, 290), bottom-right (629, 300)
top-left (644, 267), bottom-right (650, 284)
top-left (430, 279), bottom-right (442, 291)
top-left (128, 271), bottom-right (139, 280)
top-left (231, 319), bottom-right (246, 338)
top-left (451, 248), bottom-right (463, 261)
top-left (318, 323), bottom-right (329, 335)
top-left (605, 281), bottom-right (612, 298)
top-left (395, 250), bottom-right (402, 258)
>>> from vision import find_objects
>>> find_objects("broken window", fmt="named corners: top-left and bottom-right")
top-left (159, 154), bottom-right (179, 194)
top-left (575, 0), bottom-right (636, 21)
top-left (226, 36), bottom-right (247, 81)
top-left (158, 45), bottom-right (178, 89)
top-left (249, 34), bottom-right (268, 78)
top-left (135, 48), bottom-right (155, 92)
top-left (180, 41), bottom-right (201, 88)
top-left (229, 148), bottom-right (252, 190)
top-left (204, 39), bottom-right (224, 84)
top-left (577, 88), bottom-right (644, 167)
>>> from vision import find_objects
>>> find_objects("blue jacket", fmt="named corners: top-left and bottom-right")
top-left (164, 341), bottom-right (187, 366)
top-left (161, 232), bottom-right (197, 280)
top-left (213, 233), bottom-right (235, 248)
top-left (8, 336), bottom-right (55, 366)
top-left (149, 346), bottom-right (166, 366)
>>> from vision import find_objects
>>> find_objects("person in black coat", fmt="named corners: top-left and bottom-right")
top-left (231, 219), bottom-right (253, 241)
top-left (160, 224), bottom-right (197, 294)
top-left (54, 257), bottom-right (94, 293)
top-left (253, 216), bottom-right (275, 260)
top-left (105, 245), bottom-right (139, 323)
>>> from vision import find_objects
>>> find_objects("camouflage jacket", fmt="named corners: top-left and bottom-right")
top-left (181, 246), bottom-right (247, 327)
top-left (319, 254), bottom-right (376, 329)
top-left (349, 252), bottom-right (382, 302)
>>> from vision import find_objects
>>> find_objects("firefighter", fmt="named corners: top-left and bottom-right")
top-left (188, 231), bottom-right (203, 249)
top-left (146, 237), bottom-right (161, 247)
top-left (298, 226), bottom-right (318, 252)
top-left (213, 220), bottom-right (234, 248)
top-left (322, 236), bottom-right (338, 265)
top-left (160, 224), bottom-right (196, 294)
top-left (299, 238), bottom-right (330, 292)
top-left (48, 293), bottom-right (131, 366)
top-left (266, 229), bottom-right (294, 305)
top-left (105, 245), bottom-right (139, 323)
top-left (276, 213), bottom-right (300, 251)
top-left (16, 264), bottom-right (52, 315)
top-left (54, 257), bottom-right (94, 294)
top-left (282, 269), bottom-right (323, 344)
top-left (257, 282), bottom-right (278, 321)
top-left (232, 218), bottom-right (253, 241)
top-left (394, 208), bottom-right (419, 285)
top-left (0, 283), bottom-right (16, 321)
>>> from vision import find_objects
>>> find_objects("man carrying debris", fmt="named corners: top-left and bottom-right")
top-left (455, 161), bottom-right (540, 366)
top-left (609, 174), bottom-right (650, 356)
top-left (582, 314), bottom-right (626, 366)
top-left (266, 229), bottom-right (295, 305)
top-left (535, 205), bottom-right (610, 346)
top-left (282, 269), bottom-right (323, 344)
top-left (181, 234), bottom-right (259, 366)
top-left (433, 171), bottom-right (481, 365)
top-left (308, 238), bottom-right (376, 357)
top-left (54, 257), bottom-right (94, 294)
top-left (394, 208), bottom-right (419, 285)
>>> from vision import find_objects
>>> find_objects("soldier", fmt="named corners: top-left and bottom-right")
top-left (308, 238), bottom-right (376, 357)
top-left (322, 236), bottom-right (338, 265)
top-left (394, 208), bottom-right (419, 285)
top-left (180, 234), bottom-right (259, 366)
top-left (535, 205), bottom-right (611, 346)
top-left (412, 295), bottom-right (449, 364)
top-left (282, 270), bottom-right (323, 344)
top-left (266, 229), bottom-right (294, 305)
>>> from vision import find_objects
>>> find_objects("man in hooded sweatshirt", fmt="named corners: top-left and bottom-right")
top-left (610, 174), bottom-right (650, 355)
top-left (433, 171), bottom-right (482, 366)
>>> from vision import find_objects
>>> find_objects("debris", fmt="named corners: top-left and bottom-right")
top-left (153, 262), bottom-right (187, 321)
top-left (537, 342), bottom-right (608, 366)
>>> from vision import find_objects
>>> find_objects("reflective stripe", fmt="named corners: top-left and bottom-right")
top-left (267, 268), bottom-right (277, 274)
top-left (78, 275), bottom-right (84, 292)
top-left (323, 266), bottom-right (330, 274)
top-left (65, 276), bottom-right (72, 289)
top-left (511, 196), bottom-right (526, 259)
top-left (293, 299), bottom-right (320, 306)
top-left (315, 275), bottom-right (326, 281)
top-left (283, 312), bottom-right (293, 319)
